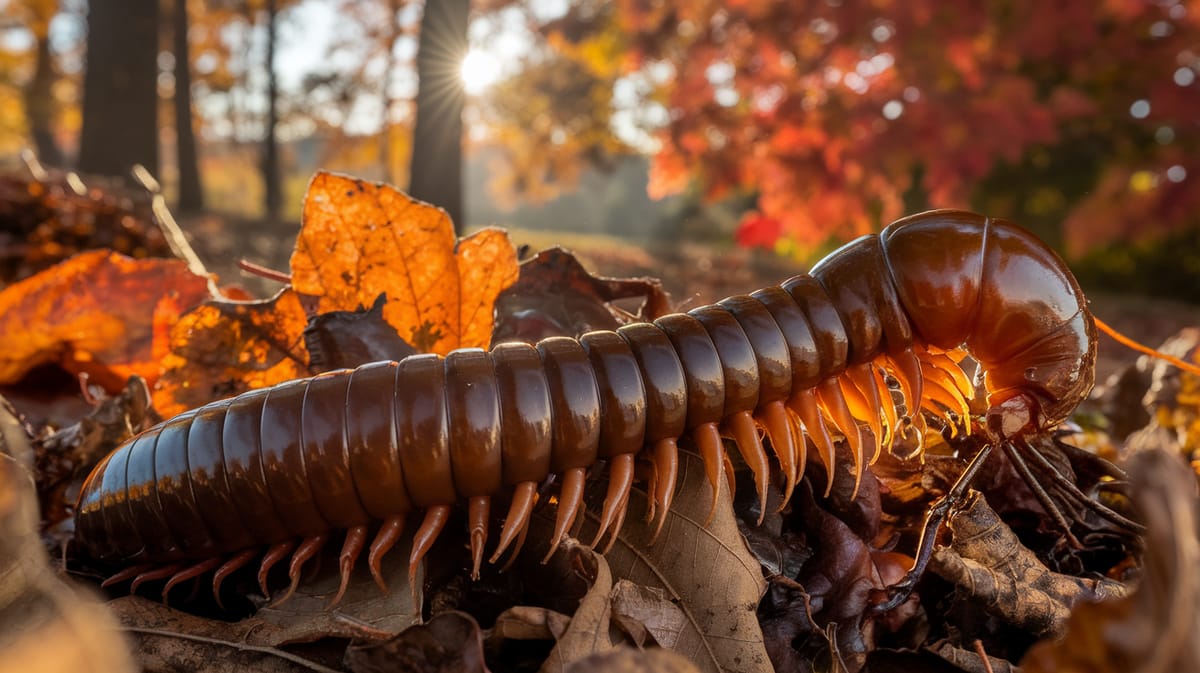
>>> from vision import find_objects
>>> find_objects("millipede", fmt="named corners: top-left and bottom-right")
top-left (72, 209), bottom-right (1144, 611)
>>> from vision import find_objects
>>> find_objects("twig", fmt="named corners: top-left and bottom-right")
top-left (129, 164), bottom-right (219, 296)
top-left (122, 627), bottom-right (343, 673)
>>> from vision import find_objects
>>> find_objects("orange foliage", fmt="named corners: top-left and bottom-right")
top-left (290, 172), bottom-right (519, 354)
top-left (0, 250), bottom-right (211, 391)
top-left (154, 172), bottom-right (519, 415)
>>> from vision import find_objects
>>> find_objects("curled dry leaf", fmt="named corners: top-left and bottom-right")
top-left (153, 289), bottom-right (310, 416)
top-left (0, 250), bottom-right (210, 392)
top-left (930, 490), bottom-right (1128, 639)
top-left (1021, 448), bottom-right (1200, 673)
top-left (344, 611), bottom-right (489, 673)
top-left (0, 399), bottom-right (136, 673)
top-left (35, 375), bottom-right (157, 527)
top-left (291, 172), bottom-right (518, 355)
top-left (491, 246), bottom-right (671, 345)
top-left (303, 293), bottom-right (416, 371)
top-left (540, 541), bottom-right (616, 671)
top-left (573, 449), bottom-right (772, 673)
top-left (610, 580), bottom-right (687, 648)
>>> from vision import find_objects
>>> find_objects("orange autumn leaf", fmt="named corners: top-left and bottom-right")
top-left (152, 289), bottom-right (310, 417)
top-left (0, 250), bottom-right (211, 391)
top-left (290, 172), bottom-right (519, 354)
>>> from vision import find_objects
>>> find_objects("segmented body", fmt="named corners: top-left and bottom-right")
top-left (74, 210), bottom-right (1097, 605)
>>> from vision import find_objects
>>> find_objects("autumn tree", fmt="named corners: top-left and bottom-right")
top-left (79, 0), bottom-right (159, 176)
top-left (482, 0), bottom-right (1200, 257)
top-left (173, 0), bottom-right (203, 213)
top-left (15, 0), bottom-right (63, 165)
top-left (408, 0), bottom-right (468, 232)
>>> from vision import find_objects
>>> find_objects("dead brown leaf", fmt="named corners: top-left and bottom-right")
top-left (930, 490), bottom-right (1129, 639)
top-left (0, 250), bottom-right (210, 391)
top-left (492, 247), bottom-right (671, 345)
top-left (291, 172), bottom-right (518, 354)
top-left (0, 398), bottom-right (136, 673)
top-left (344, 611), bottom-right (489, 673)
top-left (573, 449), bottom-right (772, 673)
top-left (1021, 448), bottom-right (1200, 673)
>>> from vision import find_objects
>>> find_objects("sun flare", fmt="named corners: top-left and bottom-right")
top-left (461, 48), bottom-right (501, 95)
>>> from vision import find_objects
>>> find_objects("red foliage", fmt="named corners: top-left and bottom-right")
top-left (594, 0), bottom-right (1200, 253)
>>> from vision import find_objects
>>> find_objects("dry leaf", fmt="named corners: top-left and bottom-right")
top-left (1021, 448), bottom-right (1200, 673)
top-left (291, 172), bottom-right (518, 354)
top-left (491, 247), bottom-right (671, 345)
top-left (153, 289), bottom-right (310, 416)
top-left (0, 250), bottom-right (210, 391)
top-left (0, 402), bottom-right (136, 673)
top-left (574, 450), bottom-right (772, 673)
top-left (930, 490), bottom-right (1129, 638)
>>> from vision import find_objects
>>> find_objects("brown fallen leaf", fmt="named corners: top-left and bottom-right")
top-left (35, 375), bottom-right (157, 527)
top-left (303, 293), bottom-right (416, 371)
top-left (491, 246), bottom-right (671, 345)
top-left (1021, 448), bottom-right (1200, 673)
top-left (291, 172), bottom-right (518, 354)
top-left (344, 611), bottom-right (489, 673)
top-left (0, 250), bottom-right (210, 391)
top-left (610, 579), bottom-right (687, 648)
top-left (930, 490), bottom-right (1129, 639)
top-left (0, 398), bottom-right (136, 673)
top-left (572, 449), bottom-right (772, 673)
top-left (540, 541), bottom-right (617, 671)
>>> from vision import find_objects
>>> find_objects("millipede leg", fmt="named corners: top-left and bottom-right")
top-left (213, 549), bottom-right (258, 609)
top-left (1013, 438), bottom-right (1145, 532)
top-left (873, 442), bottom-right (995, 614)
top-left (544, 467), bottom-right (587, 563)
top-left (870, 362), bottom-right (898, 448)
top-left (367, 515), bottom-right (406, 594)
top-left (845, 363), bottom-right (885, 462)
top-left (885, 351), bottom-right (924, 423)
top-left (408, 505), bottom-right (451, 590)
top-left (491, 482), bottom-right (536, 564)
top-left (601, 480), bottom-right (633, 555)
top-left (693, 422), bottom-right (726, 525)
top-left (258, 540), bottom-right (296, 598)
top-left (162, 557), bottom-right (223, 603)
top-left (271, 533), bottom-right (328, 607)
top-left (130, 563), bottom-right (185, 595)
top-left (467, 496), bottom-right (491, 580)
top-left (726, 410), bottom-right (769, 524)
top-left (648, 438), bottom-right (679, 543)
top-left (591, 453), bottom-right (635, 549)
top-left (330, 525), bottom-right (368, 608)
top-left (817, 379), bottom-right (867, 498)
top-left (758, 401), bottom-right (798, 509)
top-left (789, 389), bottom-right (837, 497)
top-left (101, 563), bottom-right (153, 589)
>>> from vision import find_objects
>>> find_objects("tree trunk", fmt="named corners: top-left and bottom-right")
top-left (408, 0), bottom-right (467, 233)
top-left (24, 28), bottom-right (63, 166)
top-left (79, 0), bottom-right (159, 176)
top-left (262, 0), bottom-right (281, 222)
top-left (174, 0), bottom-right (203, 212)
top-left (380, 0), bottom-right (400, 185)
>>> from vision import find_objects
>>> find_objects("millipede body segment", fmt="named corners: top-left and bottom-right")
top-left (74, 210), bottom-right (1098, 607)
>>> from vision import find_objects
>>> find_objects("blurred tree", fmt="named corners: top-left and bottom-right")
top-left (262, 0), bottom-right (280, 222)
top-left (483, 0), bottom-right (1200, 256)
top-left (174, 0), bottom-right (203, 212)
top-left (79, 0), bottom-right (159, 176)
top-left (409, 0), bottom-right (467, 233)
top-left (17, 0), bottom-right (63, 165)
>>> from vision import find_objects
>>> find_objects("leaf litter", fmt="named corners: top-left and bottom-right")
top-left (0, 170), bottom-right (1198, 671)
